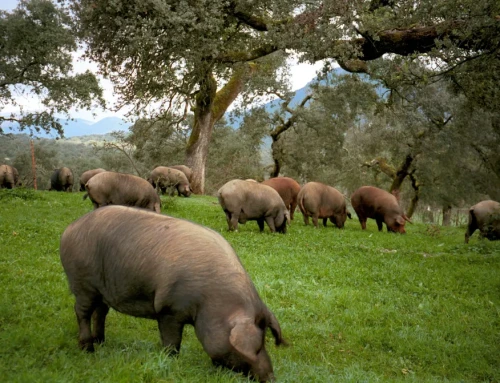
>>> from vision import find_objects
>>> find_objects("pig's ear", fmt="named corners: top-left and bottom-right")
top-left (267, 310), bottom-right (288, 346)
top-left (229, 319), bottom-right (261, 363)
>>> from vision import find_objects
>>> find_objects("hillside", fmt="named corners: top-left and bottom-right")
top-left (0, 116), bottom-right (132, 138)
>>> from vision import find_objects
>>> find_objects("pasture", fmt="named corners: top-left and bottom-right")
top-left (0, 189), bottom-right (499, 382)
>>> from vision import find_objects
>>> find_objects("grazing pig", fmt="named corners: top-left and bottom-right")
top-left (84, 171), bottom-right (161, 213)
top-left (50, 167), bottom-right (74, 192)
top-left (0, 164), bottom-right (20, 189)
top-left (218, 179), bottom-right (289, 233)
top-left (351, 186), bottom-right (411, 233)
top-left (297, 182), bottom-right (350, 228)
top-left (59, 206), bottom-right (286, 382)
top-left (169, 164), bottom-right (193, 183)
top-left (149, 166), bottom-right (191, 197)
top-left (79, 168), bottom-right (106, 191)
top-left (262, 177), bottom-right (301, 220)
top-left (465, 200), bottom-right (500, 243)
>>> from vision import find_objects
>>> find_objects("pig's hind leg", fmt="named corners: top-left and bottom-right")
top-left (74, 293), bottom-right (103, 352)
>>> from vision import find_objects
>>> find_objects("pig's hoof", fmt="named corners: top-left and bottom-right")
top-left (79, 341), bottom-right (95, 352)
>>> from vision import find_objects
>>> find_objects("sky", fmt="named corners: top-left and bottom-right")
top-left (2, 0), bottom-right (324, 122)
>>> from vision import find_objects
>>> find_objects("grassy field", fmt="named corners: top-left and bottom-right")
top-left (0, 189), bottom-right (499, 383)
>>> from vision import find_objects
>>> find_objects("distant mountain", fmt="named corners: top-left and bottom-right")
top-left (0, 115), bottom-right (132, 138)
top-left (227, 67), bottom-right (349, 128)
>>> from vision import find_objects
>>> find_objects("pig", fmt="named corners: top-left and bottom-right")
top-left (351, 186), bottom-right (411, 233)
top-left (465, 200), bottom-right (500, 243)
top-left (148, 166), bottom-right (191, 197)
top-left (59, 206), bottom-right (286, 382)
top-left (83, 171), bottom-right (161, 213)
top-left (0, 164), bottom-right (20, 189)
top-left (169, 164), bottom-right (193, 183)
top-left (79, 168), bottom-right (106, 191)
top-left (50, 167), bottom-right (74, 192)
top-left (297, 182), bottom-right (351, 228)
top-left (218, 179), bottom-right (289, 233)
top-left (262, 177), bottom-right (301, 220)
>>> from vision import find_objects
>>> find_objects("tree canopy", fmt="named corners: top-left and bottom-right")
top-left (0, 0), bottom-right (104, 136)
top-left (70, 0), bottom-right (499, 193)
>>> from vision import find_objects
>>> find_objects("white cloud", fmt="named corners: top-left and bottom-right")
top-left (289, 59), bottom-right (325, 90)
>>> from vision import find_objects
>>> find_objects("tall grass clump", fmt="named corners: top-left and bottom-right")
top-left (0, 192), bottom-right (499, 382)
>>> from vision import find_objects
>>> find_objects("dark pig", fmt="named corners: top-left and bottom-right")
top-left (59, 206), bottom-right (286, 382)
top-left (351, 186), bottom-right (411, 233)
top-left (79, 168), bottom-right (106, 191)
top-left (50, 167), bottom-right (74, 192)
top-left (84, 171), bottom-right (161, 213)
top-left (261, 177), bottom-right (301, 220)
top-left (297, 182), bottom-right (350, 228)
top-left (465, 200), bottom-right (500, 243)
top-left (218, 179), bottom-right (290, 233)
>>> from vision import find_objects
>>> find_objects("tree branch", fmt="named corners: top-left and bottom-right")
top-left (215, 44), bottom-right (279, 64)
top-left (212, 63), bottom-right (258, 122)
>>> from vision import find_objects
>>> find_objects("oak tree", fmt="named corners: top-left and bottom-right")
top-left (71, 0), bottom-right (499, 193)
top-left (0, 0), bottom-right (104, 136)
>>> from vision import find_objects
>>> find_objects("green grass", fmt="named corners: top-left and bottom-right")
top-left (0, 189), bottom-right (499, 382)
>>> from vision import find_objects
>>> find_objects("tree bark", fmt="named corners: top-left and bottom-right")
top-left (406, 172), bottom-right (420, 218)
top-left (270, 137), bottom-right (282, 178)
top-left (186, 65), bottom-right (256, 194)
top-left (269, 94), bottom-right (312, 178)
top-left (390, 154), bottom-right (413, 193)
top-left (442, 205), bottom-right (452, 226)
top-left (361, 154), bottom-right (414, 193)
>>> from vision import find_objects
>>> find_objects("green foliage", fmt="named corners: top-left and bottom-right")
top-left (0, 187), bottom-right (41, 201)
top-left (0, 0), bottom-right (104, 136)
top-left (267, 69), bottom-right (499, 211)
top-left (205, 123), bottom-right (265, 194)
top-left (127, 118), bottom-right (190, 170)
top-left (1, 192), bottom-right (499, 382)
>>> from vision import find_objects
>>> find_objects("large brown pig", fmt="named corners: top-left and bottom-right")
top-left (149, 166), bottom-right (191, 197)
top-left (297, 182), bottom-right (350, 228)
top-left (169, 164), bottom-right (193, 183)
top-left (0, 164), bottom-right (20, 189)
top-left (351, 186), bottom-right (411, 233)
top-left (261, 177), bottom-right (301, 220)
top-left (79, 168), bottom-right (106, 191)
top-left (84, 171), bottom-right (161, 213)
top-left (60, 206), bottom-right (286, 382)
top-left (465, 200), bottom-right (500, 243)
top-left (50, 167), bottom-right (74, 192)
top-left (218, 179), bottom-right (290, 233)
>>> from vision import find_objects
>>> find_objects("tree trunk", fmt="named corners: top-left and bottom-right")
top-left (270, 136), bottom-right (281, 178)
top-left (269, 94), bottom-right (312, 179)
top-left (442, 205), bottom-right (452, 226)
top-left (185, 65), bottom-right (256, 194)
top-left (406, 172), bottom-right (420, 218)
top-left (186, 110), bottom-right (214, 194)
top-left (389, 154), bottom-right (413, 193)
